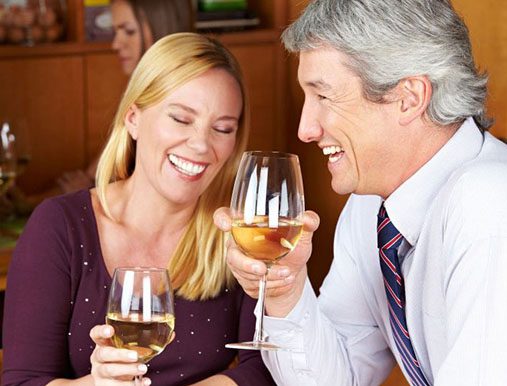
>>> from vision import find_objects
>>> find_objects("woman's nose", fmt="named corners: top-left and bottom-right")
top-left (186, 128), bottom-right (211, 154)
top-left (111, 32), bottom-right (121, 51)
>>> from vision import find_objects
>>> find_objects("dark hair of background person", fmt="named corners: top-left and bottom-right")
top-left (127, 0), bottom-right (195, 53)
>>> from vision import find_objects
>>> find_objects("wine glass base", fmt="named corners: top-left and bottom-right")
top-left (225, 341), bottom-right (281, 351)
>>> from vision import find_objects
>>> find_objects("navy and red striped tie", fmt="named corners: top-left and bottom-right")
top-left (377, 204), bottom-right (430, 386)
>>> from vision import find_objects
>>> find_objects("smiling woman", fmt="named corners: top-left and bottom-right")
top-left (2, 33), bottom-right (275, 386)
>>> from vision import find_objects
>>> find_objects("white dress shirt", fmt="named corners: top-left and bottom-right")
top-left (261, 118), bottom-right (507, 385)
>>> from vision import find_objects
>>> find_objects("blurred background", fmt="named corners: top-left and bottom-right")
top-left (1, 0), bottom-right (506, 384)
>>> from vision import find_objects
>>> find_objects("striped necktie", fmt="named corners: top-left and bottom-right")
top-left (377, 204), bottom-right (430, 386)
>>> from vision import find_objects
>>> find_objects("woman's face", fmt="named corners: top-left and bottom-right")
top-left (125, 68), bottom-right (243, 207)
top-left (111, 0), bottom-right (153, 75)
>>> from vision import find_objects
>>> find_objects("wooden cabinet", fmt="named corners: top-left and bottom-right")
top-left (0, 43), bottom-right (127, 193)
top-left (0, 1), bottom-right (290, 194)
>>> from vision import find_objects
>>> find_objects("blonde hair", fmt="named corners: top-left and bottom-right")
top-left (96, 33), bottom-right (249, 300)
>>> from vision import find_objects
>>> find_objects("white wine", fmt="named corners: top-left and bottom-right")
top-left (106, 312), bottom-right (175, 363)
top-left (232, 216), bottom-right (303, 262)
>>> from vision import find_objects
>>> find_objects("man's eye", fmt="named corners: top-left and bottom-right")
top-left (318, 94), bottom-right (328, 101)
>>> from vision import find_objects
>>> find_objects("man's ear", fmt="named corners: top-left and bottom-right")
top-left (396, 76), bottom-right (432, 126)
top-left (125, 104), bottom-right (141, 140)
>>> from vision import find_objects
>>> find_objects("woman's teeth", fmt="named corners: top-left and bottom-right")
top-left (168, 154), bottom-right (206, 176)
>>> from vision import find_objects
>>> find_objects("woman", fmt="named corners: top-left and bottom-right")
top-left (2, 33), bottom-right (274, 386)
top-left (56, 0), bottom-right (194, 192)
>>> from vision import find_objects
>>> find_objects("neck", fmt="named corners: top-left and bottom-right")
top-left (381, 119), bottom-right (461, 199)
top-left (109, 178), bottom-right (197, 239)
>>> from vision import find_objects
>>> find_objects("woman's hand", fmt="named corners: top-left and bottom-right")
top-left (89, 324), bottom-right (150, 385)
top-left (214, 208), bottom-right (320, 317)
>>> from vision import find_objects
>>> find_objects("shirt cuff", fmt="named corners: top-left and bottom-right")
top-left (256, 279), bottom-right (318, 374)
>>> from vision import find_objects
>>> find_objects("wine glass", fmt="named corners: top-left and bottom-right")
top-left (0, 122), bottom-right (17, 196)
top-left (106, 267), bottom-right (175, 385)
top-left (226, 151), bottom-right (305, 351)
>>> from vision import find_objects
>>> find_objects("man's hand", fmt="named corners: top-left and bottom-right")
top-left (214, 208), bottom-right (319, 317)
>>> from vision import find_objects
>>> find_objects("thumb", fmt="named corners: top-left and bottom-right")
top-left (213, 207), bottom-right (233, 231)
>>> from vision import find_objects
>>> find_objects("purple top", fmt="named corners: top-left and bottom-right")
top-left (2, 190), bottom-right (274, 386)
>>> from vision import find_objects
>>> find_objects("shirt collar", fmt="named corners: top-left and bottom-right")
top-left (384, 117), bottom-right (484, 245)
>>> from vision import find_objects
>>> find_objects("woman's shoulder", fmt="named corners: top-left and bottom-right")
top-left (30, 189), bottom-right (91, 223)
top-left (23, 189), bottom-right (91, 238)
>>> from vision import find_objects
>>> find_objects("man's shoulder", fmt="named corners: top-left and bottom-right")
top-left (435, 136), bottom-right (507, 229)
top-left (447, 134), bottom-right (507, 194)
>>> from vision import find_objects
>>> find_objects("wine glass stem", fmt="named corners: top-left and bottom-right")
top-left (254, 272), bottom-right (268, 344)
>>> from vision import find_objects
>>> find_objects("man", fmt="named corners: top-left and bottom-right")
top-left (214, 0), bottom-right (507, 384)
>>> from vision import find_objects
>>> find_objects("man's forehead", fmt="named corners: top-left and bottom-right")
top-left (297, 47), bottom-right (345, 88)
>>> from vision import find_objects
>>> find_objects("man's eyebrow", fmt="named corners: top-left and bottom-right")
top-left (303, 79), bottom-right (333, 91)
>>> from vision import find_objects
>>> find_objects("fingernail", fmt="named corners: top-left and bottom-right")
top-left (127, 351), bottom-right (138, 360)
top-left (103, 325), bottom-right (113, 336)
top-left (252, 264), bottom-right (262, 274)
top-left (144, 378), bottom-right (152, 386)
top-left (138, 364), bottom-right (147, 373)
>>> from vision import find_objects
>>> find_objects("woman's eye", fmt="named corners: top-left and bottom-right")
top-left (125, 29), bottom-right (137, 36)
top-left (170, 115), bottom-right (190, 125)
top-left (213, 127), bottom-right (235, 134)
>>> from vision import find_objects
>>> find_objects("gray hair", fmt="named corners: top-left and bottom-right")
top-left (282, 0), bottom-right (492, 129)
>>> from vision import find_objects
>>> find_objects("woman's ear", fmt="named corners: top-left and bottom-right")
top-left (125, 104), bottom-right (141, 140)
top-left (396, 76), bottom-right (432, 126)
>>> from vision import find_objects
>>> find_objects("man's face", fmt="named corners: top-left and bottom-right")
top-left (297, 46), bottom-right (403, 198)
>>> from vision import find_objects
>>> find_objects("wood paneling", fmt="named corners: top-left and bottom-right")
top-left (85, 53), bottom-right (128, 162)
top-left (453, 0), bottom-right (507, 140)
top-left (228, 42), bottom-right (284, 151)
top-left (0, 56), bottom-right (85, 193)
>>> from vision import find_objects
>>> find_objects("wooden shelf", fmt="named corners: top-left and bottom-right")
top-left (0, 42), bottom-right (113, 59)
top-left (0, 28), bottom-right (281, 59)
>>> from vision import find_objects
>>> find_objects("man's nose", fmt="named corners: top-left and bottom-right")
top-left (298, 102), bottom-right (323, 143)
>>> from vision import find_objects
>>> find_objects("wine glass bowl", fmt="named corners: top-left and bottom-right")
top-left (226, 151), bottom-right (305, 351)
top-left (106, 267), bottom-right (175, 381)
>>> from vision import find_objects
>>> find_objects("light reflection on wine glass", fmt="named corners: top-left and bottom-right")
top-left (106, 267), bottom-right (175, 385)
top-left (226, 151), bottom-right (305, 351)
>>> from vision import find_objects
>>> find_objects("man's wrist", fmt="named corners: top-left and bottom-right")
top-left (265, 266), bottom-right (307, 318)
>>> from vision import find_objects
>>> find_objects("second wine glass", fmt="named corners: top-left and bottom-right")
top-left (226, 151), bottom-right (305, 351)
top-left (0, 122), bottom-right (17, 196)
top-left (106, 267), bottom-right (175, 385)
